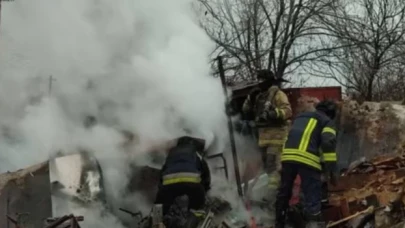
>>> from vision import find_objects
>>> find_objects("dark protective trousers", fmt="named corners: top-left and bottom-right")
top-left (155, 182), bottom-right (206, 215)
top-left (275, 162), bottom-right (322, 219)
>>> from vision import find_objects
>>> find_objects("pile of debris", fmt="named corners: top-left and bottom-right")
top-left (326, 154), bottom-right (405, 227)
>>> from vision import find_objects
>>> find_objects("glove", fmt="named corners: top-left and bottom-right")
top-left (258, 109), bottom-right (278, 122)
top-left (266, 109), bottom-right (278, 119)
top-left (329, 172), bottom-right (337, 186)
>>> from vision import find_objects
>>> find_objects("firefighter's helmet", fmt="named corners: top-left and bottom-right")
top-left (256, 69), bottom-right (289, 83)
top-left (316, 100), bottom-right (337, 119)
top-left (176, 131), bottom-right (214, 154)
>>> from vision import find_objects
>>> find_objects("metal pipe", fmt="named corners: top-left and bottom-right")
top-left (46, 215), bottom-right (70, 228)
top-left (119, 208), bottom-right (142, 219)
top-left (216, 56), bottom-right (243, 197)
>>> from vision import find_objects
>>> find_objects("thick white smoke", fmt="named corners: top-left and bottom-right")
top-left (0, 0), bottom-right (230, 226)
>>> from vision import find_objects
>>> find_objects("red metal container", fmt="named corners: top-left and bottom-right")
top-left (284, 86), bottom-right (342, 117)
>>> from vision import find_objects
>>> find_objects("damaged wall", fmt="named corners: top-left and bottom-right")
top-left (338, 101), bottom-right (405, 168)
top-left (0, 162), bottom-right (52, 228)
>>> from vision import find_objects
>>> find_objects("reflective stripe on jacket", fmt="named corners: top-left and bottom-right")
top-left (160, 139), bottom-right (203, 186)
top-left (281, 111), bottom-right (337, 171)
top-left (320, 121), bottom-right (338, 172)
top-left (162, 172), bottom-right (201, 185)
top-left (258, 126), bottom-right (289, 147)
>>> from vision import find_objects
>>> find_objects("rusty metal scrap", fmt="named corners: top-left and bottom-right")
top-left (45, 214), bottom-right (83, 228)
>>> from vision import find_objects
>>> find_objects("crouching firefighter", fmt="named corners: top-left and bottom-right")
top-left (274, 100), bottom-right (338, 228)
top-left (155, 136), bottom-right (211, 217)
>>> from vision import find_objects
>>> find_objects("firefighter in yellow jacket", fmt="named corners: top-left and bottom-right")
top-left (242, 69), bottom-right (292, 193)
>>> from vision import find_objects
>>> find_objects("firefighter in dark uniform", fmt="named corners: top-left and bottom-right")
top-left (274, 100), bottom-right (338, 228)
top-left (155, 136), bottom-right (211, 215)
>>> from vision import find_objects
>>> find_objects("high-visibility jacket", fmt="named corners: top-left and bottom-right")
top-left (160, 138), bottom-right (211, 191)
top-left (281, 111), bottom-right (337, 171)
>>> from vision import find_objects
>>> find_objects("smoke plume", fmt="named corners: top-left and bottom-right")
top-left (0, 0), bottom-right (230, 226)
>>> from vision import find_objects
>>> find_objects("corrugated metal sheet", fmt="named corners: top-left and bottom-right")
top-left (0, 162), bottom-right (52, 228)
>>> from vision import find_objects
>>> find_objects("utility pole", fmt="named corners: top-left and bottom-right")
top-left (217, 56), bottom-right (243, 197)
top-left (48, 75), bottom-right (55, 95)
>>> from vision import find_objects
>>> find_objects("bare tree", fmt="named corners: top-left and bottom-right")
top-left (198, 0), bottom-right (337, 84)
top-left (310, 0), bottom-right (405, 101)
top-left (372, 62), bottom-right (405, 101)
